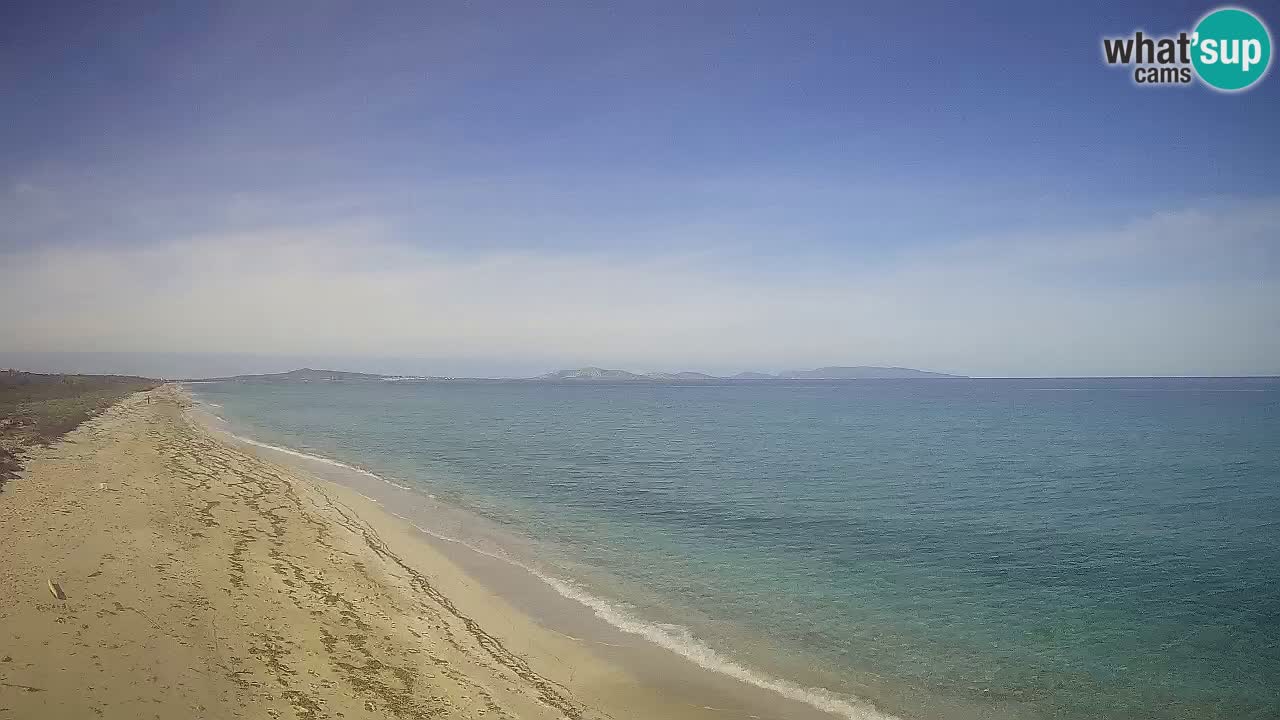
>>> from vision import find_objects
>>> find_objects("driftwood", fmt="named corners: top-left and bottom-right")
top-left (47, 579), bottom-right (66, 600)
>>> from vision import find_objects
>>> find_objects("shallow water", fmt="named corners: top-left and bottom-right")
top-left (188, 378), bottom-right (1280, 719)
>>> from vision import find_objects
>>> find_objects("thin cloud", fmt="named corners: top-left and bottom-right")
top-left (2, 198), bottom-right (1277, 377)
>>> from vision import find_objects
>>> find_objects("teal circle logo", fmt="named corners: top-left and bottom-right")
top-left (1192, 8), bottom-right (1272, 91)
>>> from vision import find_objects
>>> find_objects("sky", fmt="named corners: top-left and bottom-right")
top-left (1, 0), bottom-right (1278, 378)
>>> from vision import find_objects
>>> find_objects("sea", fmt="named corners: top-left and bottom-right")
top-left (185, 377), bottom-right (1280, 720)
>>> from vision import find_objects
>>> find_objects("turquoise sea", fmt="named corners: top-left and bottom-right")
top-left (187, 378), bottom-right (1280, 720)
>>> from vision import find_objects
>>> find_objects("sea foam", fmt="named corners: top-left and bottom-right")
top-left (221, 430), bottom-right (413, 491)
top-left (209, 421), bottom-right (898, 720)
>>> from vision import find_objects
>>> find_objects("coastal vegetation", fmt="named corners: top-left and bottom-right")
top-left (0, 370), bottom-right (157, 489)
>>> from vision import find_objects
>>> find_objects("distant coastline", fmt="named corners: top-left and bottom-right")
top-left (186, 365), bottom-right (968, 384)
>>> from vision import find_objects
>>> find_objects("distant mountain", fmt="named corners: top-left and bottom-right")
top-left (644, 371), bottom-right (719, 380)
top-left (189, 368), bottom-right (438, 383)
top-left (778, 366), bottom-right (963, 379)
top-left (540, 368), bottom-right (722, 382)
top-left (191, 365), bottom-right (966, 384)
top-left (537, 367), bottom-right (648, 381)
top-left (537, 366), bottom-right (964, 381)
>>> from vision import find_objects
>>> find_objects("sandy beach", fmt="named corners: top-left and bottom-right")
top-left (0, 385), bottom-right (801, 720)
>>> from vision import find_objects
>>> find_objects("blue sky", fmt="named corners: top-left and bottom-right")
top-left (2, 1), bottom-right (1278, 377)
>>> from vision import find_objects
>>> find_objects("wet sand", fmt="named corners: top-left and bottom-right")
top-left (0, 385), bottom-right (867, 719)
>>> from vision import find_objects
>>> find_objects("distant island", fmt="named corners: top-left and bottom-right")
top-left (778, 366), bottom-right (961, 379)
top-left (189, 366), bottom-right (966, 383)
top-left (536, 366), bottom-right (962, 381)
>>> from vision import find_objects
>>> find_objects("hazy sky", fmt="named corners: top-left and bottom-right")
top-left (2, 1), bottom-right (1278, 377)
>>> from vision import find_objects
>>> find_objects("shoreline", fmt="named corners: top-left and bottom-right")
top-left (0, 385), bottom-right (895, 719)
top-left (191, 391), bottom-right (905, 720)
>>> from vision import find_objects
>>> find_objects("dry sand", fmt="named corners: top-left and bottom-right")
top-left (0, 385), bottom-right (753, 720)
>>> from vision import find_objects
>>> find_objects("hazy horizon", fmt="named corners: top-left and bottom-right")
top-left (3, 2), bottom-right (1277, 377)
top-left (3, 350), bottom-right (1279, 381)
